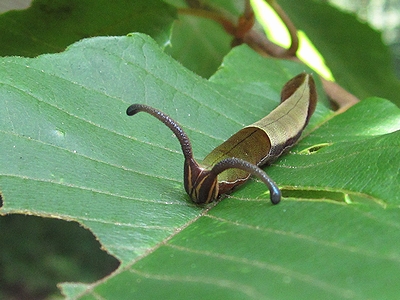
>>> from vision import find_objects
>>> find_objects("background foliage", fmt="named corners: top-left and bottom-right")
top-left (0, 1), bottom-right (399, 299)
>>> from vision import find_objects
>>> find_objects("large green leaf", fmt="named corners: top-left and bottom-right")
top-left (1, 34), bottom-right (399, 299)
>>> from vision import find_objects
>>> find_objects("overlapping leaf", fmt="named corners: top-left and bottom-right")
top-left (0, 0), bottom-right (175, 56)
top-left (279, 0), bottom-right (400, 106)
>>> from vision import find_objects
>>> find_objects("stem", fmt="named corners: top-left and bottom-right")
top-left (266, 0), bottom-right (299, 57)
top-left (178, 7), bottom-right (237, 35)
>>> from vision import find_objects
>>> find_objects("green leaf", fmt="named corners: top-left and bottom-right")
top-left (1, 34), bottom-right (399, 299)
top-left (165, 14), bottom-right (231, 78)
top-left (268, 98), bottom-right (400, 204)
top-left (164, 0), bottom-right (244, 78)
top-left (278, 0), bottom-right (400, 106)
top-left (59, 282), bottom-right (88, 299)
top-left (0, 0), bottom-right (176, 57)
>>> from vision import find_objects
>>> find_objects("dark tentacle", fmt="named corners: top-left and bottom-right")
top-left (210, 157), bottom-right (281, 204)
top-left (127, 104), bottom-right (194, 160)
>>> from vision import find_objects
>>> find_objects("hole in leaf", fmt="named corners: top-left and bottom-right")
top-left (0, 215), bottom-right (120, 299)
top-left (282, 190), bottom-right (384, 207)
top-left (282, 189), bottom-right (346, 202)
top-left (298, 143), bottom-right (332, 155)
